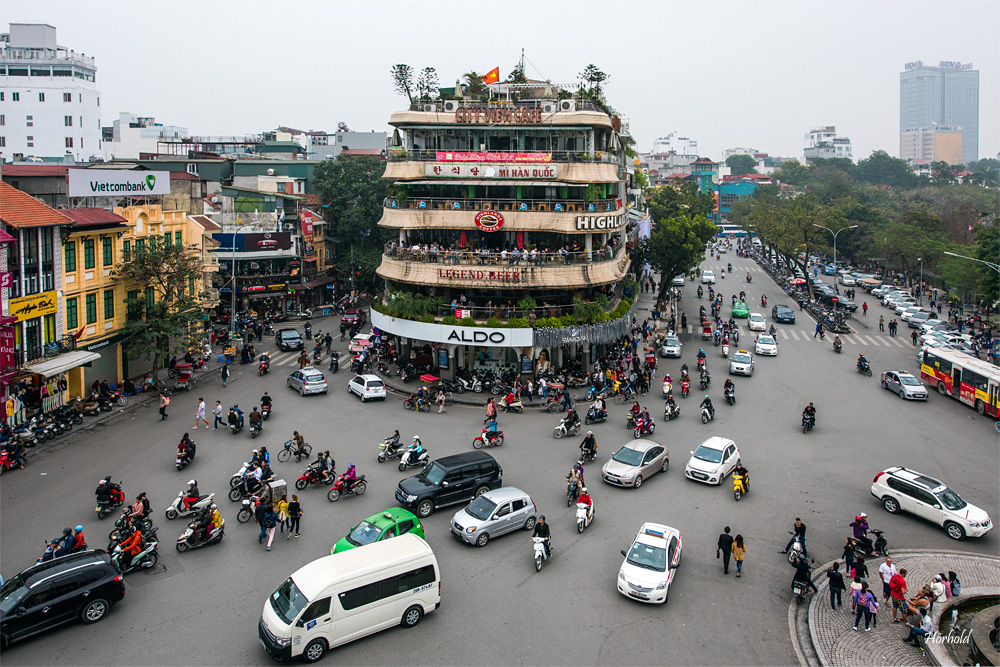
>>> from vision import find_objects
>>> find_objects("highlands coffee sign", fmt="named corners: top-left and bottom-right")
top-left (575, 214), bottom-right (626, 230)
top-left (69, 169), bottom-right (171, 197)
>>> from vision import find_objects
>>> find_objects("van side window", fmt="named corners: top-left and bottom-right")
top-left (298, 598), bottom-right (331, 625)
top-left (495, 503), bottom-right (511, 517)
top-left (443, 470), bottom-right (462, 484)
top-left (340, 566), bottom-right (437, 610)
top-left (339, 582), bottom-right (379, 611)
top-left (478, 462), bottom-right (495, 477)
top-left (395, 565), bottom-right (436, 594)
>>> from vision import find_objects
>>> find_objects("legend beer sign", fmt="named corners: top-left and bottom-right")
top-left (575, 213), bottom-right (627, 230)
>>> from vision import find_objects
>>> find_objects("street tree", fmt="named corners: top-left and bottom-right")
top-left (974, 223), bottom-right (1000, 303)
top-left (725, 154), bottom-right (758, 176)
top-left (416, 67), bottom-right (439, 99)
top-left (313, 156), bottom-right (389, 245)
top-left (114, 237), bottom-right (203, 377)
top-left (639, 212), bottom-right (718, 299)
top-left (390, 64), bottom-right (415, 104)
top-left (647, 181), bottom-right (715, 222)
top-left (855, 150), bottom-right (918, 189)
top-left (770, 160), bottom-right (812, 186)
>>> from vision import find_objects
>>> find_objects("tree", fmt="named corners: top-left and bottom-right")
top-left (974, 223), bottom-right (1000, 304)
top-left (640, 213), bottom-right (718, 299)
top-left (463, 71), bottom-right (486, 98)
top-left (855, 150), bottom-right (918, 189)
top-left (969, 158), bottom-right (999, 187)
top-left (647, 181), bottom-right (715, 222)
top-left (770, 160), bottom-right (812, 186)
top-left (725, 154), bottom-right (757, 176)
top-left (578, 64), bottom-right (609, 95)
top-left (931, 161), bottom-right (961, 185)
top-left (390, 64), bottom-right (415, 104)
top-left (313, 156), bottom-right (390, 246)
top-left (114, 237), bottom-right (203, 377)
top-left (506, 64), bottom-right (528, 84)
top-left (416, 67), bottom-right (439, 100)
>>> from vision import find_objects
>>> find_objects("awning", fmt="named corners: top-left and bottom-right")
top-left (402, 180), bottom-right (585, 187)
top-left (304, 277), bottom-right (334, 289)
top-left (22, 350), bottom-right (102, 378)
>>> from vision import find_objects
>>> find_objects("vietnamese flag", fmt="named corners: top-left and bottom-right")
top-left (482, 67), bottom-right (500, 84)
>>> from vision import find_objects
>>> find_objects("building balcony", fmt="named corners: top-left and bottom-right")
top-left (202, 255), bottom-right (220, 272)
top-left (387, 148), bottom-right (620, 164)
top-left (390, 100), bottom-right (615, 130)
top-left (201, 288), bottom-right (220, 307)
top-left (378, 202), bottom-right (627, 235)
top-left (385, 196), bottom-right (619, 213)
top-left (377, 244), bottom-right (629, 290)
top-left (384, 158), bottom-right (621, 184)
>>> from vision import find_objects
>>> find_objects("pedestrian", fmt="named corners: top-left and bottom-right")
top-left (287, 494), bottom-right (302, 538)
top-left (484, 398), bottom-right (497, 424)
top-left (158, 393), bottom-right (170, 421)
top-left (862, 302), bottom-right (868, 316)
top-left (213, 400), bottom-right (223, 430)
top-left (814, 322), bottom-right (824, 339)
top-left (264, 503), bottom-right (278, 551)
top-left (716, 526), bottom-right (734, 575)
top-left (842, 537), bottom-right (855, 576)
top-left (255, 498), bottom-right (268, 543)
top-left (910, 330), bottom-right (918, 346)
top-left (878, 556), bottom-right (897, 603)
top-left (276, 496), bottom-right (289, 536)
top-left (681, 313), bottom-right (687, 330)
top-left (931, 574), bottom-right (947, 605)
top-left (827, 562), bottom-right (846, 610)
top-left (298, 350), bottom-right (308, 369)
top-left (194, 397), bottom-right (210, 429)
top-left (436, 390), bottom-right (447, 414)
top-left (221, 363), bottom-right (230, 388)
top-left (561, 389), bottom-right (573, 412)
top-left (889, 568), bottom-right (908, 622)
top-left (853, 582), bottom-right (876, 631)
top-left (525, 379), bottom-right (534, 404)
top-left (539, 377), bottom-right (548, 401)
top-left (853, 554), bottom-right (869, 583)
top-left (879, 315), bottom-right (885, 332)
top-left (732, 534), bottom-right (746, 577)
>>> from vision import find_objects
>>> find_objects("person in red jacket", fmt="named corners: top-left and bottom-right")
top-left (71, 525), bottom-right (87, 552)
top-left (576, 487), bottom-right (593, 522)
top-left (120, 527), bottom-right (143, 567)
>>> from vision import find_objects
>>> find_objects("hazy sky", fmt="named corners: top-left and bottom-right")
top-left (5, 0), bottom-right (998, 161)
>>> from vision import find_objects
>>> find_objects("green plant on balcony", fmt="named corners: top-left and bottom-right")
top-left (382, 291), bottom-right (444, 319)
top-left (583, 184), bottom-right (602, 202)
top-left (517, 296), bottom-right (537, 312)
top-left (458, 317), bottom-right (476, 327)
top-left (441, 315), bottom-right (458, 325)
top-left (573, 298), bottom-right (606, 324)
top-left (486, 316), bottom-right (503, 328)
top-left (509, 317), bottom-right (529, 328)
top-left (389, 148), bottom-right (409, 159)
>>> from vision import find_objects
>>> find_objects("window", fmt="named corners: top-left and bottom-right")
top-left (136, 238), bottom-right (145, 250)
top-left (63, 92), bottom-right (71, 102)
top-left (66, 298), bottom-right (78, 329)
top-left (65, 137), bottom-right (73, 148)
top-left (0, 114), bottom-right (4, 126)
top-left (164, 232), bottom-right (171, 246)
top-left (175, 231), bottom-right (182, 245)
top-left (83, 239), bottom-right (95, 269)
top-left (0, 92), bottom-right (4, 101)
top-left (26, 115), bottom-right (33, 126)
top-left (495, 503), bottom-right (511, 517)
top-left (12, 93), bottom-right (19, 102)
top-left (512, 499), bottom-right (527, 512)
top-left (394, 565), bottom-right (436, 594)
top-left (0, 138), bottom-right (5, 148)
top-left (65, 115), bottom-right (73, 126)
top-left (397, 519), bottom-right (415, 534)
top-left (38, 92), bottom-right (45, 102)
top-left (338, 582), bottom-right (379, 611)
top-left (104, 289), bottom-right (114, 319)
top-left (122, 240), bottom-right (130, 261)
top-left (297, 598), bottom-right (331, 626)
top-left (64, 241), bottom-right (77, 272)
top-left (186, 163), bottom-right (198, 175)
top-left (126, 290), bottom-right (139, 320)
top-left (102, 237), bottom-right (113, 266)
top-left (85, 294), bottom-right (97, 324)
top-left (145, 287), bottom-right (155, 309)
top-left (26, 137), bottom-right (33, 148)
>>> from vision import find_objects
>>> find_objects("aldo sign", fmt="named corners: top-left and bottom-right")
top-left (370, 309), bottom-right (532, 348)
top-left (68, 169), bottom-right (171, 197)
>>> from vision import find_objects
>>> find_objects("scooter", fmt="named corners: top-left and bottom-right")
top-left (680, 381), bottom-right (690, 398)
top-left (661, 377), bottom-right (672, 396)
top-left (258, 359), bottom-right (270, 376)
top-left (663, 402), bottom-right (680, 421)
top-left (792, 570), bottom-right (811, 605)
top-left (585, 385), bottom-right (611, 402)
top-left (327, 474), bottom-right (367, 502)
top-left (847, 529), bottom-right (889, 559)
top-left (230, 462), bottom-right (249, 487)
top-left (96, 488), bottom-right (125, 519)
top-left (176, 518), bottom-right (225, 552)
top-left (398, 447), bottom-right (430, 472)
top-left (699, 372), bottom-right (711, 391)
top-left (110, 507), bottom-right (153, 537)
top-left (576, 502), bottom-right (595, 533)
top-left (112, 541), bottom-right (159, 574)
top-left (553, 417), bottom-right (580, 439)
top-left (725, 385), bottom-right (735, 406)
top-left (533, 536), bottom-right (551, 572)
top-left (701, 405), bottom-right (715, 424)
top-left (237, 495), bottom-right (260, 524)
top-left (833, 339), bottom-right (842, 354)
top-left (329, 355), bottom-right (340, 373)
top-left (455, 373), bottom-right (482, 394)
top-left (295, 466), bottom-right (331, 490)
top-left (633, 417), bottom-right (655, 439)
top-left (566, 480), bottom-right (580, 507)
top-left (228, 411), bottom-right (244, 434)
top-left (261, 404), bottom-right (271, 421)
top-left (733, 472), bottom-right (749, 501)
top-left (787, 532), bottom-right (807, 565)
top-left (722, 343), bottom-right (729, 358)
top-left (377, 438), bottom-right (404, 463)
top-left (498, 396), bottom-right (523, 414)
top-left (802, 414), bottom-right (815, 433)
top-left (176, 443), bottom-right (196, 471)
top-left (249, 421), bottom-right (262, 440)
top-left (165, 491), bottom-right (215, 520)
top-left (473, 428), bottom-right (505, 449)
top-left (584, 406), bottom-right (607, 425)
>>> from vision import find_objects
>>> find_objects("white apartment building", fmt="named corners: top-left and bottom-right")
top-left (802, 125), bottom-right (852, 164)
top-left (650, 132), bottom-right (697, 156)
top-left (0, 23), bottom-right (101, 162)
top-left (723, 147), bottom-right (760, 160)
top-left (102, 112), bottom-right (188, 160)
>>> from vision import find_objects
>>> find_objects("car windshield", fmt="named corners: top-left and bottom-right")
top-left (734, 353), bottom-right (751, 363)
top-left (347, 520), bottom-right (383, 546)
top-left (694, 445), bottom-right (723, 463)
top-left (0, 577), bottom-right (28, 614)
top-left (627, 541), bottom-right (667, 572)
top-left (776, 306), bottom-right (791, 313)
top-left (758, 336), bottom-right (774, 345)
top-left (935, 488), bottom-right (967, 511)
top-left (750, 315), bottom-right (764, 322)
top-left (704, 271), bottom-right (714, 277)
top-left (612, 446), bottom-right (644, 466)
top-left (664, 337), bottom-right (679, 346)
top-left (899, 376), bottom-right (921, 386)
top-left (421, 461), bottom-right (446, 486)
top-left (270, 577), bottom-right (309, 625)
top-left (464, 495), bottom-right (498, 520)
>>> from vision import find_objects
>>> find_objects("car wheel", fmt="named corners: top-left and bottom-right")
top-left (523, 516), bottom-right (536, 531)
top-left (360, 395), bottom-right (367, 403)
top-left (401, 605), bottom-right (423, 629)
top-left (633, 475), bottom-right (642, 489)
top-left (881, 380), bottom-right (887, 389)
top-left (416, 500), bottom-right (434, 518)
top-left (299, 387), bottom-right (305, 397)
top-left (945, 522), bottom-right (966, 541)
top-left (80, 598), bottom-right (110, 624)
top-left (899, 389), bottom-right (906, 400)
top-left (882, 496), bottom-right (900, 514)
top-left (301, 639), bottom-right (327, 663)
top-left (474, 485), bottom-right (490, 498)
top-left (475, 532), bottom-right (489, 547)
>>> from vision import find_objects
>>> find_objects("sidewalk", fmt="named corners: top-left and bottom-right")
top-left (792, 549), bottom-right (1000, 666)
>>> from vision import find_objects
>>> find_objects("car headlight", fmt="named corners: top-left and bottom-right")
top-left (968, 521), bottom-right (983, 528)
top-left (465, 526), bottom-right (476, 534)
top-left (405, 494), bottom-right (417, 503)
top-left (275, 636), bottom-right (291, 648)
top-left (623, 472), bottom-right (634, 479)
top-left (618, 570), bottom-right (626, 581)
top-left (656, 581), bottom-right (669, 590)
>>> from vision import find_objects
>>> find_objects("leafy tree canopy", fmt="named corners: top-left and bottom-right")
top-left (313, 156), bottom-right (389, 246)
top-left (725, 154), bottom-right (758, 176)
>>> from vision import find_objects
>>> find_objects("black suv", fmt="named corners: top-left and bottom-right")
top-left (0, 550), bottom-right (125, 647)
top-left (817, 293), bottom-right (858, 312)
top-left (395, 451), bottom-right (503, 519)
top-left (275, 328), bottom-right (304, 351)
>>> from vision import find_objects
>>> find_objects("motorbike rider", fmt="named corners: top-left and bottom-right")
top-left (792, 556), bottom-right (817, 593)
top-left (781, 518), bottom-right (808, 556)
top-left (857, 353), bottom-right (869, 371)
top-left (324, 332), bottom-right (333, 353)
top-left (833, 334), bottom-right (842, 350)
top-left (259, 351), bottom-right (271, 372)
top-left (385, 429), bottom-right (401, 454)
top-left (700, 367), bottom-right (712, 386)
top-left (260, 391), bottom-right (272, 412)
top-left (563, 407), bottom-right (581, 431)
top-left (407, 435), bottom-right (425, 460)
top-left (228, 404), bottom-right (244, 429)
top-left (802, 402), bottom-right (816, 426)
top-left (733, 463), bottom-right (750, 493)
top-left (665, 392), bottom-right (679, 416)
top-left (850, 512), bottom-right (876, 555)
top-left (339, 462), bottom-right (357, 490)
top-left (761, 294), bottom-right (767, 306)
top-left (769, 324), bottom-right (777, 337)
top-left (177, 433), bottom-right (196, 462)
top-left (701, 395), bottom-right (715, 419)
top-left (591, 394), bottom-right (606, 420)
top-left (71, 525), bottom-right (87, 552)
top-left (183, 480), bottom-right (200, 510)
top-left (577, 487), bottom-right (594, 522)
top-left (329, 349), bottom-right (340, 371)
top-left (727, 262), bottom-right (732, 273)
top-left (680, 364), bottom-right (690, 383)
top-left (697, 348), bottom-right (706, 362)
top-left (119, 523), bottom-right (144, 567)
top-left (249, 406), bottom-right (263, 432)
top-left (567, 461), bottom-right (585, 491)
top-left (415, 385), bottom-right (428, 410)
top-left (724, 376), bottom-right (735, 397)
top-left (304, 322), bottom-right (312, 339)
top-left (746, 272), bottom-right (752, 283)
top-left (580, 431), bottom-right (598, 459)
top-left (4, 436), bottom-right (27, 469)
top-left (43, 527), bottom-right (74, 560)
top-left (532, 515), bottom-right (552, 557)
top-left (199, 503), bottom-right (221, 543)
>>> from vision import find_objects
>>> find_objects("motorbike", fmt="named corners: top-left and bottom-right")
top-left (584, 406), bottom-right (607, 425)
top-left (722, 343), bottom-right (729, 357)
top-left (230, 462), bottom-right (250, 487)
top-left (454, 372), bottom-right (483, 394)
top-left (725, 385), bottom-right (735, 406)
top-left (313, 348), bottom-right (323, 363)
top-left (786, 532), bottom-right (807, 565)
top-left (585, 384), bottom-right (611, 402)
top-left (533, 536), bottom-right (551, 572)
top-left (228, 410), bottom-right (244, 435)
top-left (176, 518), bottom-right (225, 552)
top-left (237, 495), bottom-right (260, 523)
top-left (398, 447), bottom-right (430, 472)
top-left (176, 443), bottom-right (196, 471)
top-left (847, 529), bottom-right (889, 558)
top-left (733, 472), bottom-right (749, 501)
top-left (276, 439), bottom-right (311, 463)
top-left (580, 446), bottom-right (598, 462)
top-left (110, 507), bottom-right (153, 537)
top-left (296, 465), bottom-right (332, 490)
top-left (258, 359), bottom-right (270, 376)
top-left (108, 522), bottom-right (158, 553)
top-left (165, 491), bottom-right (215, 520)
top-left (680, 381), bottom-right (691, 398)
top-left (833, 339), bottom-right (842, 354)
top-left (249, 421), bottom-right (262, 440)
top-left (792, 568), bottom-right (812, 605)
top-left (96, 491), bottom-right (125, 519)
top-left (663, 402), bottom-right (680, 421)
top-left (802, 413), bottom-right (815, 433)
top-left (553, 417), bottom-right (581, 439)
top-left (402, 394), bottom-right (431, 412)
top-left (576, 502), bottom-right (595, 533)
top-left (329, 355), bottom-right (340, 373)
top-left (761, 296), bottom-right (767, 307)
top-left (327, 474), bottom-right (367, 502)
top-left (566, 479), bottom-right (580, 507)
top-left (701, 405), bottom-right (715, 424)
top-left (10, 427), bottom-right (38, 448)
top-left (473, 428), bottom-right (505, 449)
top-left (112, 540), bottom-right (159, 574)
top-left (661, 377), bottom-right (672, 396)
top-left (697, 286), bottom-right (703, 298)
top-left (229, 474), bottom-right (269, 502)
top-left (857, 361), bottom-right (872, 377)
top-left (633, 417), bottom-right (655, 439)
top-left (746, 273), bottom-right (752, 283)
top-left (377, 438), bottom-right (404, 463)
top-left (699, 372), bottom-right (711, 391)
top-left (261, 404), bottom-right (271, 421)
top-left (498, 396), bottom-right (523, 414)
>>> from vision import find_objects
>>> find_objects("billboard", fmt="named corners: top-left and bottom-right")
top-left (211, 232), bottom-right (292, 251)
top-left (69, 169), bottom-right (171, 197)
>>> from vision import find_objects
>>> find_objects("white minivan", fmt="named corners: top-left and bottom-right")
top-left (259, 534), bottom-right (440, 662)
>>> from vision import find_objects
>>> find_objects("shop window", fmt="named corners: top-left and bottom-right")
top-left (66, 298), bottom-right (78, 329)
top-left (83, 239), bottom-right (95, 269)
top-left (64, 241), bottom-right (77, 272)
top-left (102, 237), bottom-right (113, 266)
top-left (85, 294), bottom-right (97, 324)
top-left (104, 289), bottom-right (114, 320)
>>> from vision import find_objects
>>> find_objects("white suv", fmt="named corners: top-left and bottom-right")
top-left (870, 467), bottom-right (993, 540)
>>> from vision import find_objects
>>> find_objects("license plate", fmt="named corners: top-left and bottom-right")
top-left (629, 591), bottom-right (648, 600)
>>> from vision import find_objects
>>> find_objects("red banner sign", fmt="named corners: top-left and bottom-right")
top-left (436, 152), bottom-right (551, 163)
top-left (0, 326), bottom-right (15, 375)
top-left (301, 211), bottom-right (314, 237)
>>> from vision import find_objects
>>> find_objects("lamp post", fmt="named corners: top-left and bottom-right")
top-left (917, 257), bottom-right (923, 305)
top-left (227, 224), bottom-right (254, 344)
top-left (813, 224), bottom-right (858, 292)
top-left (943, 251), bottom-right (1000, 275)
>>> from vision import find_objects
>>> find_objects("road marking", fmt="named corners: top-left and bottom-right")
top-left (778, 329), bottom-right (789, 340)
top-left (789, 330), bottom-right (800, 340)
top-left (864, 335), bottom-right (882, 346)
top-left (890, 337), bottom-right (907, 348)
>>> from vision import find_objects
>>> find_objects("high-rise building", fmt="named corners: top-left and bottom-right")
top-left (802, 126), bottom-right (852, 164)
top-left (900, 125), bottom-right (964, 165)
top-left (0, 23), bottom-right (102, 162)
top-left (899, 60), bottom-right (979, 165)
top-left (650, 132), bottom-right (697, 156)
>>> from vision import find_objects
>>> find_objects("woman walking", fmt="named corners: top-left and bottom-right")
top-left (852, 582), bottom-right (876, 632)
top-left (286, 494), bottom-right (303, 538)
top-left (732, 534), bottom-right (746, 577)
top-left (263, 503), bottom-right (278, 551)
top-left (276, 496), bottom-right (289, 537)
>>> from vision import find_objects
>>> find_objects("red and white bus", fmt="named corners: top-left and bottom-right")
top-left (919, 347), bottom-right (1000, 418)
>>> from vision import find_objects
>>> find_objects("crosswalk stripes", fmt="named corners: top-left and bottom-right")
top-left (864, 335), bottom-right (881, 346)
top-left (778, 329), bottom-right (789, 340)
top-left (789, 330), bottom-right (800, 341)
top-left (889, 336), bottom-right (906, 348)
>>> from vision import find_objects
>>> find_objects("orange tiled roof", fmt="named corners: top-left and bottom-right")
top-left (0, 181), bottom-right (74, 228)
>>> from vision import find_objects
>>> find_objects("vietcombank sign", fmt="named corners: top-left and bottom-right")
top-left (68, 170), bottom-right (171, 197)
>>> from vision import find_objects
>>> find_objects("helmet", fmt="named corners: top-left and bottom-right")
top-left (705, 395), bottom-right (710, 398)
top-left (576, 460), bottom-right (583, 467)
top-left (188, 479), bottom-right (196, 486)
top-left (587, 431), bottom-right (593, 435)
top-left (253, 406), bottom-right (258, 411)
top-left (210, 504), bottom-right (217, 510)
top-left (99, 480), bottom-right (107, 485)
top-left (348, 463), bottom-right (355, 469)
top-left (252, 449), bottom-right (258, 453)
top-left (413, 435), bottom-right (420, 441)
top-left (581, 487), bottom-right (587, 494)
top-left (63, 527), bottom-right (72, 534)
top-left (75, 525), bottom-right (84, 532)
top-left (324, 450), bottom-right (330, 456)
top-left (860, 512), bottom-right (867, 518)
top-left (539, 515), bottom-right (546, 521)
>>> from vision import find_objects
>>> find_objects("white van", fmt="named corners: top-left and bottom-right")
top-left (259, 534), bottom-right (440, 663)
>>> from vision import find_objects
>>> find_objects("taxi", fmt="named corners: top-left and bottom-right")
top-left (617, 523), bottom-right (682, 604)
top-left (732, 301), bottom-right (749, 318)
top-left (729, 350), bottom-right (754, 376)
top-left (331, 508), bottom-right (425, 554)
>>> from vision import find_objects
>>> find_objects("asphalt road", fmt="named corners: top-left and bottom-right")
top-left (2, 259), bottom-right (997, 667)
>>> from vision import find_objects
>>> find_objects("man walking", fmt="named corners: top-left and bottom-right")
top-left (158, 393), bottom-right (170, 421)
top-left (221, 363), bottom-right (230, 388)
top-left (213, 400), bottom-right (224, 430)
top-left (910, 329), bottom-right (918, 346)
top-left (879, 315), bottom-right (885, 332)
top-left (194, 397), bottom-right (210, 429)
top-left (717, 526), bottom-right (734, 575)
top-left (862, 302), bottom-right (868, 316)
top-left (878, 556), bottom-right (897, 603)
top-left (297, 350), bottom-right (308, 369)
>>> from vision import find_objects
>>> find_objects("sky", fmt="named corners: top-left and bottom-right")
top-left (4, 0), bottom-right (998, 162)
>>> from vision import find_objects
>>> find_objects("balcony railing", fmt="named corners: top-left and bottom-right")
top-left (16, 335), bottom-right (78, 368)
top-left (407, 99), bottom-right (606, 112)
top-left (387, 148), bottom-right (619, 164)
top-left (384, 196), bottom-right (620, 213)
top-left (384, 242), bottom-right (624, 267)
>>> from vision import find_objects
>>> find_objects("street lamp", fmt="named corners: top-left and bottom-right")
top-left (943, 251), bottom-right (1000, 275)
top-left (917, 257), bottom-right (923, 305)
top-left (813, 224), bottom-right (858, 292)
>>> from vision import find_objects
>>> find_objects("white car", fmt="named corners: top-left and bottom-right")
top-left (672, 275), bottom-right (685, 287)
top-left (754, 334), bottom-right (778, 356)
top-left (617, 523), bottom-right (682, 604)
top-left (899, 306), bottom-right (925, 320)
top-left (684, 436), bottom-right (741, 485)
top-left (840, 274), bottom-right (857, 286)
top-left (347, 373), bottom-right (387, 402)
top-left (701, 270), bottom-right (715, 284)
top-left (659, 335), bottom-right (683, 358)
top-left (729, 350), bottom-right (754, 376)
top-left (894, 301), bottom-right (918, 315)
top-left (919, 320), bottom-right (946, 333)
top-left (871, 467), bottom-right (993, 540)
top-left (747, 313), bottom-right (766, 331)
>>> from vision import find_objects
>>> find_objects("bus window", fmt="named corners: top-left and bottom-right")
top-left (964, 370), bottom-right (988, 392)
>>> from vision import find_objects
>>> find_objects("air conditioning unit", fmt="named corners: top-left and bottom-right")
top-left (422, 104), bottom-right (437, 112)
top-left (266, 168), bottom-right (275, 175)
top-left (542, 103), bottom-right (556, 113)
top-left (443, 100), bottom-right (459, 112)
top-left (559, 100), bottom-right (575, 112)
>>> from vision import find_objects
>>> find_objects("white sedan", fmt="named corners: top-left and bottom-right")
top-left (702, 270), bottom-right (715, 284)
top-left (729, 350), bottom-right (754, 376)
top-left (747, 313), bottom-right (766, 331)
top-left (617, 523), bottom-right (682, 604)
top-left (684, 436), bottom-right (741, 485)
top-left (754, 334), bottom-right (778, 356)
